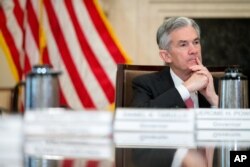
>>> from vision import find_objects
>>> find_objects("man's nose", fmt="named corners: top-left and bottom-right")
top-left (188, 44), bottom-right (198, 54)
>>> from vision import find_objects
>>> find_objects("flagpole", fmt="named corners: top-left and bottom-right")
top-left (39, 0), bottom-right (45, 65)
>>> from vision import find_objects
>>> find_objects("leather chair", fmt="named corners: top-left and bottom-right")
top-left (114, 63), bottom-right (226, 167)
top-left (115, 63), bottom-right (225, 108)
top-left (0, 82), bottom-right (24, 114)
top-left (0, 87), bottom-right (16, 114)
top-left (115, 64), bottom-right (166, 108)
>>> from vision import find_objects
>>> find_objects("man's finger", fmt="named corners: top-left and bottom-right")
top-left (196, 57), bottom-right (202, 65)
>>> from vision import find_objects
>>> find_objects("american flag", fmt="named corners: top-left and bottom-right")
top-left (0, 0), bottom-right (131, 111)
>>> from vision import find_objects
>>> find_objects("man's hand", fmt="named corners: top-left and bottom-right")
top-left (188, 57), bottom-right (218, 106)
top-left (182, 147), bottom-right (215, 167)
top-left (183, 57), bottom-right (218, 107)
top-left (183, 57), bottom-right (209, 93)
top-left (183, 72), bottom-right (208, 93)
top-left (181, 149), bottom-right (207, 167)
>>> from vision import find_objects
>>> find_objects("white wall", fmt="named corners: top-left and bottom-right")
top-left (100, 0), bottom-right (250, 65)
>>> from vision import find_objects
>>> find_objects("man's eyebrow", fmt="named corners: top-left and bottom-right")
top-left (177, 37), bottom-right (200, 44)
top-left (194, 37), bottom-right (200, 41)
top-left (178, 40), bottom-right (188, 44)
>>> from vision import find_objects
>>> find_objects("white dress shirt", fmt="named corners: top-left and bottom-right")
top-left (170, 68), bottom-right (199, 108)
top-left (170, 68), bottom-right (198, 167)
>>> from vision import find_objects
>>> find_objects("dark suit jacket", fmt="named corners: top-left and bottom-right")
top-left (130, 66), bottom-right (213, 167)
top-left (131, 66), bottom-right (211, 108)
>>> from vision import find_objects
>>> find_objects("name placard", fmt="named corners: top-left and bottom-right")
top-left (24, 108), bottom-right (113, 137)
top-left (24, 108), bottom-right (114, 160)
top-left (114, 108), bottom-right (250, 148)
top-left (114, 108), bottom-right (195, 148)
top-left (115, 108), bottom-right (194, 122)
top-left (196, 108), bottom-right (250, 120)
top-left (114, 132), bottom-right (195, 148)
top-left (25, 139), bottom-right (113, 160)
top-left (0, 116), bottom-right (23, 167)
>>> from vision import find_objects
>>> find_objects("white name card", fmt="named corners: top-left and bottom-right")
top-left (25, 139), bottom-right (113, 160)
top-left (114, 108), bottom-right (194, 131)
top-left (114, 120), bottom-right (193, 132)
top-left (196, 108), bottom-right (250, 120)
top-left (197, 130), bottom-right (250, 141)
top-left (24, 108), bottom-right (113, 137)
top-left (114, 108), bottom-right (195, 148)
top-left (24, 109), bottom-right (114, 160)
top-left (114, 132), bottom-right (195, 148)
top-left (196, 109), bottom-right (250, 142)
top-left (0, 116), bottom-right (23, 167)
top-left (115, 108), bottom-right (194, 121)
top-left (197, 120), bottom-right (250, 130)
top-left (114, 108), bottom-right (250, 148)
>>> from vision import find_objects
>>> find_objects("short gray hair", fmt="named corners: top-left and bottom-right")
top-left (156, 17), bottom-right (200, 50)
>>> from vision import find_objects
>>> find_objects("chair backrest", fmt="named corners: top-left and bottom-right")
top-left (115, 64), bottom-right (226, 108)
top-left (0, 87), bottom-right (15, 114)
top-left (114, 64), bottom-right (226, 167)
top-left (115, 64), bottom-right (166, 108)
top-left (0, 82), bottom-right (25, 114)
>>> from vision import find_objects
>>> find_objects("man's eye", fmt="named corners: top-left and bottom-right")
top-left (180, 43), bottom-right (187, 47)
top-left (194, 40), bottom-right (200, 45)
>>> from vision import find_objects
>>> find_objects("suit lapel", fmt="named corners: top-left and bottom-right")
top-left (155, 67), bottom-right (175, 93)
top-left (156, 67), bottom-right (210, 108)
top-left (198, 93), bottom-right (210, 108)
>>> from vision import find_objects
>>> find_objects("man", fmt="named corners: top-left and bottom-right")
top-left (131, 17), bottom-right (217, 167)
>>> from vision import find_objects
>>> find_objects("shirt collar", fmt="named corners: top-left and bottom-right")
top-left (170, 68), bottom-right (183, 86)
top-left (170, 68), bottom-right (199, 107)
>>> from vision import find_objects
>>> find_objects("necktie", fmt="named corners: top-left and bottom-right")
top-left (185, 97), bottom-right (194, 108)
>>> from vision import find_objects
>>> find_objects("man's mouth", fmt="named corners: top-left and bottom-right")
top-left (189, 59), bottom-right (197, 64)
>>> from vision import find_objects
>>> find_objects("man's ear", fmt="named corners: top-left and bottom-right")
top-left (159, 50), bottom-right (172, 63)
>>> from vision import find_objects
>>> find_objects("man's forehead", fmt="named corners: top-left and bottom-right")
top-left (170, 26), bottom-right (199, 40)
top-left (177, 37), bottom-right (200, 42)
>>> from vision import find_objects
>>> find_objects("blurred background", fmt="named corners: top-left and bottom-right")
top-left (1, 0), bottom-right (250, 112)
top-left (1, 1), bottom-right (250, 166)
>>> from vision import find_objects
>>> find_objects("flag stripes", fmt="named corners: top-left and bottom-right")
top-left (85, 0), bottom-right (128, 63)
top-left (59, 159), bottom-right (114, 167)
top-left (26, 0), bottom-right (39, 48)
top-left (65, 0), bottom-right (115, 104)
top-left (1, 1), bottom-right (128, 166)
top-left (25, 0), bottom-right (38, 73)
top-left (0, 3), bottom-right (22, 81)
top-left (1, 0), bottom-right (131, 110)
top-left (0, 31), bottom-right (20, 81)
top-left (72, 0), bottom-right (117, 101)
top-left (13, 0), bottom-right (24, 33)
top-left (44, 0), bottom-right (96, 108)
top-left (86, 160), bottom-right (99, 167)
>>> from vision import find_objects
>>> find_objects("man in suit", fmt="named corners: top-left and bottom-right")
top-left (131, 17), bottom-right (218, 167)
